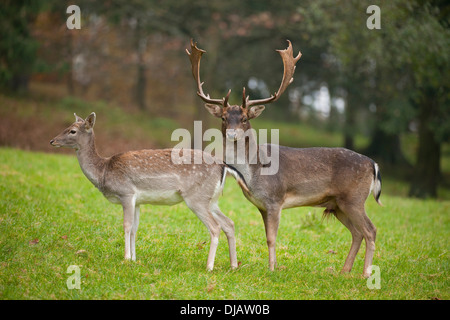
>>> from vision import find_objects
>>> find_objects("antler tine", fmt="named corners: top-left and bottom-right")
top-left (223, 89), bottom-right (231, 107)
top-left (246, 40), bottom-right (302, 107)
top-left (242, 87), bottom-right (250, 108)
top-left (186, 39), bottom-right (224, 106)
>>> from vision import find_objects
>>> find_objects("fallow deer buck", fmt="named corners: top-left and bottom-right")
top-left (50, 112), bottom-right (248, 270)
top-left (187, 39), bottom-right (382, 277)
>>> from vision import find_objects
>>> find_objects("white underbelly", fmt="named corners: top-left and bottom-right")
top-left (135, 189), bottom-right (183, 206)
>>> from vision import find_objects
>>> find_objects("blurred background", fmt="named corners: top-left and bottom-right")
top-left (0, 0), bottom-right (448, 199)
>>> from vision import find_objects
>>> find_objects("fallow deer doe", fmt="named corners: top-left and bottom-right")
top-left (50, 112), bottom-right (248, 270)
top-left (187, 39), bottom-right (382, 277)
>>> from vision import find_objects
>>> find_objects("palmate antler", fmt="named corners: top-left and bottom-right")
top-left (243, 40), bottom-right (302, 108)
top-left (186, 39), bottom-right (301, 108)
top-left (186, 39), bottom-right (229, 107)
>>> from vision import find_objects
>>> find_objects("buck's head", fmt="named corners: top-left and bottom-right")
top-left (203, 88), bottom-right (266, 141)
top-left (50, 112), bottom-right (96, 150)
top-left (186, 39), bottom-right (301, 142)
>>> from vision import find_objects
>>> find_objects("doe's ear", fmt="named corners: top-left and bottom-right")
top-left (84, 112), bottom-right (96, 131)
top-left (248, 105), bottom-right (265, 119)
top-left (204, 104), bottom-right (223, 118)
top-left (74, 113), bottom-right (84, 123)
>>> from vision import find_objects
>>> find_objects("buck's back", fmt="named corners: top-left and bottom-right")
top-left (251, 146), bottom-right (375, 209)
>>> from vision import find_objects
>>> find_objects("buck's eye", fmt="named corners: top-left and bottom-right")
top-left (221, 116), bottom-right (226, 121)
top-left (69, 130), bottom-right (77, 135)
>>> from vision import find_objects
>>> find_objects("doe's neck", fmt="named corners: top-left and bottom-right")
top-left (75, 131), bottom-right (105, 187)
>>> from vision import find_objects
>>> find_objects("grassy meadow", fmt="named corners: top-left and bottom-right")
top-left (0, 147), bottom-right (448, 300)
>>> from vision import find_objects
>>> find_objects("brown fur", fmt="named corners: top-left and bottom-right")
top-left (50, 112), bottom-right (247, 270)
top-left (188, 39), bottom-right (382, 277)
top-left (214, 107), bottom-right (381, 278)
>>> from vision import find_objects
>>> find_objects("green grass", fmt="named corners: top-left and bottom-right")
top-left (0, 147), bottom-right (449, 300)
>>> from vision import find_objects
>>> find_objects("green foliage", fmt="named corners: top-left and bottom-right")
top-left (387, 1), bottom-right (450, 143)
top-left (0, 0), bottom-right (43, 91)
top-left (1, 148), bottom-right (449, 299)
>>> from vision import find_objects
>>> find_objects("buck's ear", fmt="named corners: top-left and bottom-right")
top-left (248, 105), bottom-right (265, 119)
top-left (74, 113), bottom-right (84, 123)
top-left (204, 104), bottom-right (223, 118)
top-left (84, 112), bottom-right (96, 131)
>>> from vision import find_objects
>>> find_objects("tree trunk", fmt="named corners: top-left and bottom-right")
top-left (10, 74), bottom-right (30, 92)
top-left (134, 19), bottom-right (147, 111)
top-left (136, 60), bottom-right (146, 110)
top-left (365, 128), bottom-right (410, 165)
top-left (66, 30), bottom-right (74, 95)
top-left (343, 91), bottom-right (356, 150)
top-left (364, 100), bottom-right (412, 170)
top-left (409, 93), bottom-right (441, 198)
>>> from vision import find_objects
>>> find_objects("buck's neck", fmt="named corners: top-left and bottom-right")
top-left (223, 127), bottom-right (261, 185)
top-left (75, 131), bottom-right (105, 188)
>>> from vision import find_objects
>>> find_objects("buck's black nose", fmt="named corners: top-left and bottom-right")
top-left (50, 139), bottom-right (54, 145)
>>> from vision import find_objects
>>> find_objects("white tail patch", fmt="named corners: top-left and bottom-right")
top-left (371, 162), bottom-right (382, 206)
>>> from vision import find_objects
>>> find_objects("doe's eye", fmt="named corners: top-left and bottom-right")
top-left (69, 130), bottom-right (77, 135)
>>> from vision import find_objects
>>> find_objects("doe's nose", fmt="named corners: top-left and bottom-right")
top-left (50, 139), bottom-right (55, 145)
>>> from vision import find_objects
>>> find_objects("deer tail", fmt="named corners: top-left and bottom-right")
top-left (372, 162), bottom-right (383, 206)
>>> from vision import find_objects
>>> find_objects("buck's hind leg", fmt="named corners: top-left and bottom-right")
top-left (334, 209), bottom-right (363, 274)
top-left (362, 214), bottom-right (377, 278)
top-left (336, 199), bottom-right (377, 278)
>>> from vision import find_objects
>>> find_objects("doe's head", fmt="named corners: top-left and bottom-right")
top-left (50, 112), bottom-right (96, 149)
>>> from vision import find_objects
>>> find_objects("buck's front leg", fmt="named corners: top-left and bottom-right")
top-left (121, 197), bottom-right (136, 260)
top-left (260, 206), bottom-right (281, 271)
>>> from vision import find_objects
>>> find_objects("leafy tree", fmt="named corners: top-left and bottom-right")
top-left (299, 0), bottom-right (449, 197)
top-left (400, 1), bottom-right (450, 198)
top-left (0, 0), bottom-right (42, 92)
